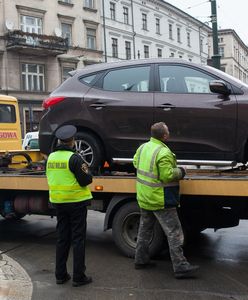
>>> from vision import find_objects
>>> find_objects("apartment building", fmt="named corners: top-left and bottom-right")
top-left (208, 29), bottom-right (248, 83)
top-left (101, 0), bottom-right (210, 63)
top-left (0, 0), bottom-right (102, 136)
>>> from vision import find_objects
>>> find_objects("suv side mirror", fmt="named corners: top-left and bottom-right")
top-left (209, 80), bottom-right (231, 95)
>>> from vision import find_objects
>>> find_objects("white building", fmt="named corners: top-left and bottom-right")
top-left (101, 0), bottom-right (210, 64)
top-left (208, 29), bottom-right (248, 83)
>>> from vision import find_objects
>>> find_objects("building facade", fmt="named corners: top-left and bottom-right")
top-left (0, 0), bottom-right (102, 136)
top-left (101, 0), bottom-right (210, 63)
top-left (208, 29), bottom-right (248, 83)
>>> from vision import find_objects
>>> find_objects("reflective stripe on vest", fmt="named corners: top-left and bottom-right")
top-left (136, 144), bottom-right (163, 186)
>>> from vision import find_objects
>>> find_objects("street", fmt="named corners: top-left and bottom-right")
top-left (0, 211), bottom-right (248, 300)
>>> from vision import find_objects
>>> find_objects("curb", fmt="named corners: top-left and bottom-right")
top-left (0, 253), bottom-right (33, 300)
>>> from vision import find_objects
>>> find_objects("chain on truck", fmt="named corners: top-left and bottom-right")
top-left (1, 94), bottom-right (248, 258)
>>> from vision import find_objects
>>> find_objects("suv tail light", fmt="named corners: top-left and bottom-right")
top-left (42, 96), bottom-right (65, 109)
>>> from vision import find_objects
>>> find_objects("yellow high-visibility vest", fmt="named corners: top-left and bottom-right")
top-left (46, 150), bottom-right (92, 203)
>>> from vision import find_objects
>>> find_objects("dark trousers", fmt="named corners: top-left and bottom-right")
top-left (55, 202), bottom-right (87, 281)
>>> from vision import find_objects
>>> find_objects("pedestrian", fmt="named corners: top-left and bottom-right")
top-left (133, 122), bottom-right (199, 279)
top-left (46, 125), bottom-right (93, 287)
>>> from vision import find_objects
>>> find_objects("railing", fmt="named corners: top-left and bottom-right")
top-left (5, 30), bottom-right (69, 53)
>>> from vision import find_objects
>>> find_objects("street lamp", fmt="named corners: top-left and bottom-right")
top-left (210, 0), bottom-right (221, 69)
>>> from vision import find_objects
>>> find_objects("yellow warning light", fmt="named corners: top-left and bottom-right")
top-left (95, 185), bottom-right (103, 191)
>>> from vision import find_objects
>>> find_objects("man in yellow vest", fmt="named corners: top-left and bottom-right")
top-left (46, 125), bottom-right (93, 287)
top-left (133, 122), bottom-right (199, 279)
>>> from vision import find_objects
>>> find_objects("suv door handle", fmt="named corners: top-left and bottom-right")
top-left (156, 103), bottom-right (176, 111)
top-left (90, 103), bottom-right (107, 110)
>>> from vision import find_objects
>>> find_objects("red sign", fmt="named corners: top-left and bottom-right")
top-left (0, 132), bottom-right (17, 139)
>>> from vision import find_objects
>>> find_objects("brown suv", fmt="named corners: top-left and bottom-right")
top-left (39, 59), bottom-right (248, 170)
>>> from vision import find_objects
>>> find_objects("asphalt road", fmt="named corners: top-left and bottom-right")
top-left (0, 211), bottom-right (248, 300)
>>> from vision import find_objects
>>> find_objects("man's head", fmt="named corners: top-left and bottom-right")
top-left (151, 122), bottom-right (170, 143)
top-left (55, 125), bottom-right (77, 147)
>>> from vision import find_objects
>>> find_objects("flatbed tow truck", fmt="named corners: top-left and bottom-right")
top-left (1, 94), bottom-right (248, 257)
top-left (0, 151), bottom-right (248, 257)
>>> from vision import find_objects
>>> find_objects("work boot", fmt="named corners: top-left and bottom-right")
top-left (134, 262), bottom-right (156, 270)
top-left (72, 275), bottom-right (92, 287)
top-left (56, 273), bottom-right (71, 284)
top-left (174, 264), bottom-right (199, 279)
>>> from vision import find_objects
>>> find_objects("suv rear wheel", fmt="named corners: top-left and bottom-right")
top-left (75, 132), bottom-right (104, 170)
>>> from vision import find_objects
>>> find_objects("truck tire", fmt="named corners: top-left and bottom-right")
top-left (112, 202), bottom-right (165, 258)
top-left (1, 212), bottom-right (26, 220)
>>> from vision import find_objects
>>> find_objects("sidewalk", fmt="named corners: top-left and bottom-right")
top-left (0, 253), bottom-right (32, 300)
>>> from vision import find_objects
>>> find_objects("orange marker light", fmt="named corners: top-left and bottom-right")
top-left (95, 185), bottom-right (103, 191)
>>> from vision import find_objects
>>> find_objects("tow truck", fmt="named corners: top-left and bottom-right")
top-left (1, 95), bottom-right (248, 257)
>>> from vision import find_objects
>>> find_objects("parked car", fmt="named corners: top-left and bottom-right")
top-left (39, 59), bottom-right (248, 170)
top-left (22, 131), bottom-right (39, 150)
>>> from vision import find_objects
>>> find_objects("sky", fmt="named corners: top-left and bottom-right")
top-left (164, 0), bottom-right (247, 45)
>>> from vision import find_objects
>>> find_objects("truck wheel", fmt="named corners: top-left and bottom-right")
top-left (75, 132), bottom-right (104, 171)
top-left (112, 202), bottom-right (165, 258)
top-left (1, 213), bottom-right (26, 220)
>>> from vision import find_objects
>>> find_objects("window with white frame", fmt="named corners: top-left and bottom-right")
top-left (156, 18), bottom-right (160, 34)
top-left (177, 27), bottom-right (181, 43)
top-left (144, 45), bottom-right (149, 58)
top-left (169, 23), bottom-right (173, 39)
top-left (157, 48), bottom-right (162, 58)
top-left (20, 15), bottom-right (42, 34)
top-left (87, 28), bottom-right (96, 49)
top-left (125, 41), bottom-right (131, 60)
top-left (142, 13), bottom-right (147, 30)
top-left (61, 0), bottom-right (72, 3)
top-left (21, 63), bottom-right (45, 92)
top-left (219, 46), bottom-right (225, 58)
top-left (110, 2), bottom-right (116, 20)
top-left (62, 66), bottom-right (74, 81)
top-left (123, 7), bottom-right (129, 24)
top-left (61, 23), bottom-right (72, 45)
top-left (187, 32), bottom-right (191, 46)
top-left (200, 38), bottom-right (203, 52)
top-left (85, 0), bottom-right (94, 8)
top-left (112, 38), bottom-right (118, 58)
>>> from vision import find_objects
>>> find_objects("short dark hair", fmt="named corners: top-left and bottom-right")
top-left (151, 122), bottom-right (167, 140)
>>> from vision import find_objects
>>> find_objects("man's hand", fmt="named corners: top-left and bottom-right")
top-left (81, 163), bottom-right (89, 173)
top-left (179, 166), bottom-right (186, 178)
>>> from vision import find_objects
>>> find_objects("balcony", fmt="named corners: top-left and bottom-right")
top-left (5, 30), bottom-right (69, 56)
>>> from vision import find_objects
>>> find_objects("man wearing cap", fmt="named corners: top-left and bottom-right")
top-left (46, 125), bottom-right (93, 287)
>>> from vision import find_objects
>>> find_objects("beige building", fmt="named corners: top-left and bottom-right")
top-left (0, 0), bottom-right (102, 136)
top-left (208, 29), bottom-right (248, 83)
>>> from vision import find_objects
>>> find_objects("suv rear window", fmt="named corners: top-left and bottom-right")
top-left (0, 104), bottom-right (16, 123)
top-left (80, 73), bottom-right (98, 86)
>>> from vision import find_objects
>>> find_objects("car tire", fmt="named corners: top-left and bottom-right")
top-left (112, 201), bottom-right (165, 258)
top-left (75, 132), bottom-right (104, 171)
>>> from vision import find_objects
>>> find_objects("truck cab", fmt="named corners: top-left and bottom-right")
top-left (0, 95), bottom-right (22, 151)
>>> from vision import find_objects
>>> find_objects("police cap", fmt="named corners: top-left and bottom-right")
top-left (55, 125), bottom-right (77, 141)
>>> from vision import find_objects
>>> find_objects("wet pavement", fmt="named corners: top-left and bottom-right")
top-left (0, 211), bottom-right (248, 300)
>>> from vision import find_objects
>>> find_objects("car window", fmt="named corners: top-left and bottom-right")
top-left (80, 73), bottom-right (98, 85)
top-left (159, 65), bottom-right (216, 94)
top-left (102, 66), bottom-right (150, 92)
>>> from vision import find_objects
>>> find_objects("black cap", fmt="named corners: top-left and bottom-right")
top-left (55, 125), bottom-right (77, 141)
